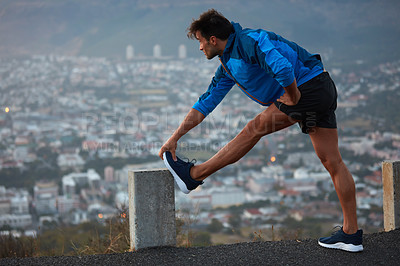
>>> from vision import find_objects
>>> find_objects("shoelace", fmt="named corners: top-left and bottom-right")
top-left (330, 225), bottom-right (343, 235)
top-left (181, 157), bottom-right (197, 165)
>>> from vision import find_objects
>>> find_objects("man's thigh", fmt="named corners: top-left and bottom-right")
top-left (248, 103), bottom-right (298, 136)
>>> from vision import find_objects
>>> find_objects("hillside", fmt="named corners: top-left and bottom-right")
top-left (1, 0), bottom-right (400, 64)
top-left (1, 228), bottom-right (400, 265)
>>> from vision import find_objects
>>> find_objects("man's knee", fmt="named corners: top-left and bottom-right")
top-left (318, 153), bottom-right (343, 173)
top-left (244, 115), bottom-right (271, 138)
top-left (243, 108), bottom-right (294, 138)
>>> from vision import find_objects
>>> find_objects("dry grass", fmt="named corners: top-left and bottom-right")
top-left (0, 207), bottom-right (131, 259)
top-left (0, 234), bottom-right (36, 258)
top-left (72, 207), bottom-right (130, 255)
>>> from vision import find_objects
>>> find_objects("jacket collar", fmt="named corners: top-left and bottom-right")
top-left (220, 22), bottom-right (242, 59)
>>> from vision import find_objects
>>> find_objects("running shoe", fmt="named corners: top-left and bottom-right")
top-left (163, 151), bottom-right (203, 194)
top-left (318, 227), bottom-right (363, 252)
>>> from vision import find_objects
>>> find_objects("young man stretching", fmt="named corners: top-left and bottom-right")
top-left (159, 9), bottom-right (363, 252)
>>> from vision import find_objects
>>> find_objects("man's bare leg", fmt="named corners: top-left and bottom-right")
top-left (191, 104), bottom-right (296, 181)
top-left (309, 127), bottom-right (358, 234)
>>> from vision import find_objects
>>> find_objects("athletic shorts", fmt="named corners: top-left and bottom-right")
top-left (274, 71), bottom-right (337, 134)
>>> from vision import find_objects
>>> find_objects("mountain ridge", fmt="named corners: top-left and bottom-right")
top-left (1, 0), bottom-right (400, 64)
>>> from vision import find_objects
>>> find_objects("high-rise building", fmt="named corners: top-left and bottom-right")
top-left (33, 181), bottom-right (58, 215)
top-left (104, 166), bottom-right (114, 182)
top-left (126, 45), bottom-right (134, 60)
top-left (153, 44), bottom-right (162, 58)
top-left (178, 44), bottom-right (187, 59)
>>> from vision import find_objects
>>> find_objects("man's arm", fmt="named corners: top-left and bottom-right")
top-left (160, 65), bottom-right (234, 160)
top-left (159, 108), bottom-right (205, 160)
top-left (244, 32), bottom-right (301, 105)
top-left (276, 79), bottom-right (301, 106)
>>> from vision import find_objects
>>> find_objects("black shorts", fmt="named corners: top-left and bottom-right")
top-left (274, 72), bottom-right (337, 134)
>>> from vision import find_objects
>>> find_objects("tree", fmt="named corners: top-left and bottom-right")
top-left (207, 218), bottom-right (223, 233)
top-left (228, 214), bottom-right (242, 229)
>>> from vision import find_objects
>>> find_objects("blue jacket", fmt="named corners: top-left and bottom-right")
top-left (193, 22), bottom-right (324, 117)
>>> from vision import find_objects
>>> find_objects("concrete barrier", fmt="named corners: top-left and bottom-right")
top-left (382, 160), bottom-right (400, 231)
top-left (128, 169), bottom-right (176, 250)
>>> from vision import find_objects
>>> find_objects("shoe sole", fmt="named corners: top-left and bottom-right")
top-left (163, 152), bottom-right (191, 194)
top-left (318, 240), bottom-right (363, 252)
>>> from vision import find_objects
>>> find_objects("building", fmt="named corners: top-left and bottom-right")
top-left (178, 44), bottom-right (186, 59)
top-left (187, 187), bottom-right (247, 209)
top-left (104, 166), bottom-right (114, 182)
top-left (282, 178), bottom-right (318, 194)
top-left (72, 210), bottom-right (89, 225)
top-left (126, 45), bottom-right (134, 60)
top-left (0, 199), bottom-right (11, 215)
top-left (0, 187), bottom-right (30, 215)
top-left (62, 169), bottom-right (102, 197)
top-left (211, 187), bottom-right (246, 207)
top-left (246, 177), bottom-right (276, 194)
top-left (57, 153), bottom-right (85, 171)
top-left (33, 181), bottom-right (58, 215)
top-left (0, 214), bottom-right (32, 228)
top-left (10, 194), bottom-right (29, 214)
top-left (57, 195), bottom-right (80, 215)
top-left (153, 44), bottom-right (162, 58)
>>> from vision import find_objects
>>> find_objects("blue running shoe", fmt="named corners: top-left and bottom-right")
top-left (318, 227), bottom-right (363, 252)
top-left (163, 151), bottom-right (203, 194)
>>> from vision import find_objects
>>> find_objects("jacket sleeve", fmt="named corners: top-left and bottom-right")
top-left (246, 32), bottom-right (295, 88)
top-left (192, 65), bottom-right (235, 117)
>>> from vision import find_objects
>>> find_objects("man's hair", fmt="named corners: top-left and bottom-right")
top-left (187, 9), bottom-right (234, 41)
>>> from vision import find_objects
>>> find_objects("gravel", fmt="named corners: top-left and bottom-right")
top-left (1, 229), bottom-right (399, 265)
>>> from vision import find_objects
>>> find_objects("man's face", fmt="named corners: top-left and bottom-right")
top-left (196, 31), bottom-right (219, 60)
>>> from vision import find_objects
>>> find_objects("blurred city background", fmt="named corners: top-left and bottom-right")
top-left (0, 0), bottom-right (400, 255)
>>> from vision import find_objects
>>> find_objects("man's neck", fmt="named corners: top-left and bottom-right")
top-left (217, 39), bottom-right (228, 56)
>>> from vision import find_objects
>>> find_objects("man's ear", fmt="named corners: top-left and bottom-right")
top-left (209, 36), bottom-right (217, 45)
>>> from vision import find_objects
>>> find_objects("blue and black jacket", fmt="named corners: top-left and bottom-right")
top-left (193, 22), bottom-right (324, 117)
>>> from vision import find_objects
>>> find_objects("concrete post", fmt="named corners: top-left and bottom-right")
top-left (128, 169), bottom-right (176, 250)
top-left (382, 161), bottom-right (400, 232)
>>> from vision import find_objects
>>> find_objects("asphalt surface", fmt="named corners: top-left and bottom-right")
top-left (1, 229), bottom-right (399, 265)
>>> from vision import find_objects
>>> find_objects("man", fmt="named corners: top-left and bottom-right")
top-left (159, 9), bottom-right (363, 252)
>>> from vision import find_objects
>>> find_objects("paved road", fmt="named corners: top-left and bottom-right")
top-left (1, 229), bottom-right (399, 265)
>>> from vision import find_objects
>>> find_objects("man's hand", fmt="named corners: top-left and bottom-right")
top-left (159, 138), bottom-right (178, 161)
top-left (276, 88), bottom-right (301, 106)
top-left (276, 79), bottom-right (301, 106)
